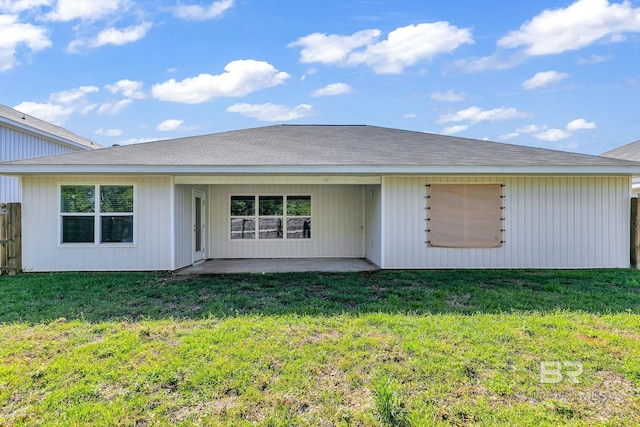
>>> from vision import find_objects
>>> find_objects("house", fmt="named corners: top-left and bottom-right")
top-left (0, 124), bottom-right (638, 272)
top-left (0, 105), bottom-right (100, 202)
top-left (601, 140), bottom-right (640, 196)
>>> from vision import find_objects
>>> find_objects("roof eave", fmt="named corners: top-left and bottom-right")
top-left (1, 164), bottom-right (640, 176)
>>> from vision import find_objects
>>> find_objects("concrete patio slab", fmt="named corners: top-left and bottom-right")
top-left (175, 258), bottom-right (379, 275)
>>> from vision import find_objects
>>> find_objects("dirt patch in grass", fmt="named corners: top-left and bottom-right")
top-left (307, 367), bottom-right (374, 421)
top-left (489, 370), bottom-right (638, 420)
top-left (446, 293), bottom-right (472, 308)
top-left (171, 397), bottom-right (239, 422)
top-left (554, 370), bottom-right (639, 421)
top-left (577, 334), bottom-right (608, 345)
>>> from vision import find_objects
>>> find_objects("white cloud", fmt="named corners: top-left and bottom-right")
top-left (0, 0), bottom-right (51, 13)
top-left (12, 101), bottom-right (74, 125)
top-left (152, 60), bottom-right (290, 104)
top-left (577, 54), bottom-right (612, 64)
top-left (527, 119), bottom-right (594, 142)
top-left (534, 129), bottom-right (572, 142)
top-left (441, 125), bottom-right (468, 134)
top-left (498, 132), bottom-right (520, 140)
top-left (0, 14), bottom-right (51, 71)
top-left (50, 85), bottom-right (99, 103)
top-left (516, 124), bottom-right (545, 133)
top-left (403, 113), bottom-right (417, 119)
top-left (351, 23), bottom-right (474, 74)
top-left (438, 106), bottom-right (525, 124)
top-left (97, 99), bottom-right (132, 115)
top-left (13, 84), bottom-right (98, 123)
top-left (310, 82), bottom-right (352, 97)
top-left (45, 0), bottom-right (127, 21)
top-left (173, 0), bottom-right (234, 20)
top-left (431, 90), bottom-right (465, 102)
top-left (498, 0), bottom-right (640, 56)
top-left (459, 0), bottom-right (640, 71)
top-left (91, 22), bottom-right (151, 47)
top-left (156, 119), bottom-right (183, 131)
top-left (77, 104), bottom-right (97, 115)
top-left (522, 70), bottom-right (570, 90)
top-left (289, 29), bottom-right (380, 65)
top-left (95, 128), bottom-right (122, 137)
top-left (303, 68), bottom-right (317, 77)
top-left (289, 22), bottom-right (473, 74)
top-left (566, 118), bottom-right (596, 131)
top-left (226, 103), bottom-right (313, 122)
top-left (454, 52), bottom-right (525, 72)
top-left (105, 79), bottom-right (145, 99)
top-left (68, 23), bottom-right (151, 52)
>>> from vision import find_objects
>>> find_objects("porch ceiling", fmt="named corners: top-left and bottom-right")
top-left (174, 175), bottom-right (381, 185)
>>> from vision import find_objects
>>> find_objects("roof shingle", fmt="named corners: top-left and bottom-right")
top-left (2, 125), bottom-right (636, 169)
top-left (602, 139), bottom-right (640, 162)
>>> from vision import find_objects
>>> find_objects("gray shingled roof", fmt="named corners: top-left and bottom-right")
top-left (1, 125), bottom-right (638, 173)
top-left (0, 104), bottom-right (100, 150)
top-left (601, 139), bottom-right (640, 162)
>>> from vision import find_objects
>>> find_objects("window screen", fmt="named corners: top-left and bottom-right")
top-left (427, 184), bottom-right (503, 248)
top-left (60, 184), bottom-right (134, 244)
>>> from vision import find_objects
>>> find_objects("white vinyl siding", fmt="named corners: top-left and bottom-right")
top-left (364, 184), bottom-right (382, 267)
top-left (17, 175), bottom-right (633, 271)
top-left (174, 184), bottom-right (208, 270)
top-left (174, 185), bottom-right (194, 270)
top-left (21, 175), bottom-right (172, 271)
top-left (383, 176), bottom-right (631, 269)
top-left (209, 184), bottom-right (364, 258)
top-left (0, 126), bottom-right (85, 202)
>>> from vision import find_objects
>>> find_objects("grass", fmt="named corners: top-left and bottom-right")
top-left (0, 269), bottom-right (639, 425)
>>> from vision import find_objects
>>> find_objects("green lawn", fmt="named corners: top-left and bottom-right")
top-left (1, 269), bottom-right (639, 426)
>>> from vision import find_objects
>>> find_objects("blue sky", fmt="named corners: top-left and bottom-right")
top-left (0, 0), bottom-right (639, 154)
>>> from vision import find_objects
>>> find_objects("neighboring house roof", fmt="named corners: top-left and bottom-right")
top-left (601, 139), bottom-right (640, 161)
top-left (0, 105), bottom-right (100, 150)
top-left (602, 139), bottom-right (640, 189)
top-left (0, 125), bottom-right (638, 175)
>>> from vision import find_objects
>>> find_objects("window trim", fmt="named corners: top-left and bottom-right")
top-left (58, 183), bottom-right (137, 247)
top-left (229, 193), bottom-right (312, 241)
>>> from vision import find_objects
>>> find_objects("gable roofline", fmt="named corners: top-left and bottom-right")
top-left (601, 138), bottom-right (640, 162)
top-left (0, 164), bottom-right (639, 177)
top-left (0, 105), bottom-right (101, 150)
top-left (0, 124), bottom-right (639, 176)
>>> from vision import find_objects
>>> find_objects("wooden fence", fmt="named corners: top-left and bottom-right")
top-left (0, 203), bottom-right (21, 275)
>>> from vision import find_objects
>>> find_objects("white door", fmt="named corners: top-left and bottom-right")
top-left (192, 190), bottom-right (206, 264)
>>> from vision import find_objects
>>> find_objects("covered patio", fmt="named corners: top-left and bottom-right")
top-left (174, 258), bottom-right (379, 275)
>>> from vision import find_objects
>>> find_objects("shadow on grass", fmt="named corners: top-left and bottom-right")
top-left (0, 269), bottom-right (639, 323)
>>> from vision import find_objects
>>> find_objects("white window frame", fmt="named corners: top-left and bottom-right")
top-left (58, 183), bottom-right (137, 247)
top-left (229, 194), bottom-right (312, 241)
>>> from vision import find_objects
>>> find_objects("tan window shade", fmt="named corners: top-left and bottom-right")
top-left (428, 184), bottom-right (503, 248)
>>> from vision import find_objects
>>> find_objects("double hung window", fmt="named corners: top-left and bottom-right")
top-left (60, 185), bottom-right (134, 244)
